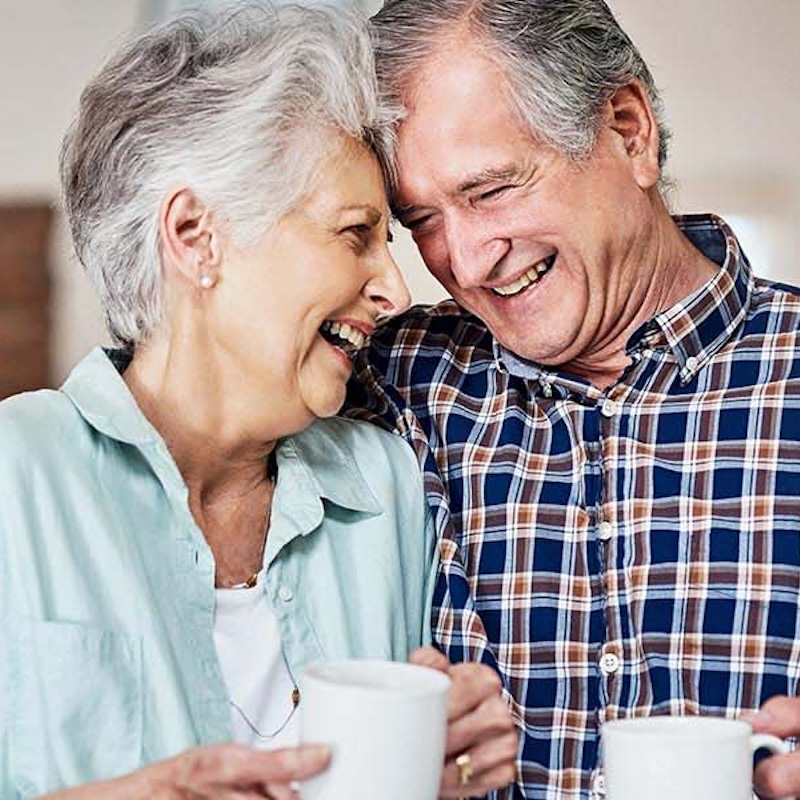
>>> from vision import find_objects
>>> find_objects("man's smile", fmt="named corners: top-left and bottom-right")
top-left (491, 254), bottom-right (556, 297)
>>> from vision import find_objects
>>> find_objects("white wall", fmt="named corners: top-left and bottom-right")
top-left (0, 0), bottom-right (144, 379)
top-left (1, 0), bottom-right (798, 381)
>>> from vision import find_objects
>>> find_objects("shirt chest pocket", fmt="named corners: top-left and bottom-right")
top-left (8, 620), bottom-right (143, 797)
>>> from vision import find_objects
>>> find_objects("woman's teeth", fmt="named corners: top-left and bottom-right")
top-left (492, 255), bottom-right (555, 297)
top-left (320, 320), bottom-right (366, 350)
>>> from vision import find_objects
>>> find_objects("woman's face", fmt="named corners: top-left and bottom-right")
top-left (212, 140), bottom-right (410, 434)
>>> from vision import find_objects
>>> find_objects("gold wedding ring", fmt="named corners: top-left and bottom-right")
top-left (456, 751), bottom-right (474, 786)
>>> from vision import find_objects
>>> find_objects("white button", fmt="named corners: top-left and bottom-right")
top-left (598, 521), bottom-right (614, 542)
top-left (641, 348), bottom-right (654, 359)
top-left (599, 651), bottom-right (621, 675)
top-left (592, 771), bottom-right (606, 797)
top-left (278, 586), bottom-right (294, 603)
top-left (600, 398), bottom-right (618, 418)
top-left (685, 356), bottom-right (699, 371)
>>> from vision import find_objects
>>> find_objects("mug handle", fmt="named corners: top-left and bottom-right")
top-left (750, 733), bottom-right (791, 757)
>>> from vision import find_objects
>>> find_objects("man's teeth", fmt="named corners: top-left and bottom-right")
top-left (493, 256), bottom-right (554, 297)
top-left (321, 320), bottom-right (366, 349)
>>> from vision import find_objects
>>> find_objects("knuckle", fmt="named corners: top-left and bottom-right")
top-left (502, 731), bottom-right (520, 752)
top-left (480, 668), bottom-right (503, 693)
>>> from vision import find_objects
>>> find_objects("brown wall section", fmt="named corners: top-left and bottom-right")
top-left (0, 204), bottom-right (52, 399)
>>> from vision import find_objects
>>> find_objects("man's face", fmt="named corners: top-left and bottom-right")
top-left (393, 45), bottom-right (659, 368)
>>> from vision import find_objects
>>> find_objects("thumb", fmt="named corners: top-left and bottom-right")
top-left (743, 696), bottom-right (800, 737)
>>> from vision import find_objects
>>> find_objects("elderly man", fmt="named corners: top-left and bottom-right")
top-left (347, 1), bottom-right (800, 798)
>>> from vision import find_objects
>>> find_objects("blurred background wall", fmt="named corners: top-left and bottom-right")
top-left (0, 0), bottom-right (797, 393)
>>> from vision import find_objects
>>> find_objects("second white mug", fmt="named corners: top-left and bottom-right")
top-left (602, 715), bottom-right (790, 800)
top-left (299, 659), bottom-right (451, 800)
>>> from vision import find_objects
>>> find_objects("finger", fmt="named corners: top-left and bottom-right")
top-left (753, 749), bottom-right (800, 799)
top-left (410, 646), bottom-right (450, 673)
top-left (447, 663), bottom-right (503, 722)
top-left (441, 731), bottom-right (519, 796)
top-left (439, 762), bottom-right (518, 799)
top-left (439, 734), bottom-right (519, 798)
top-left (262, 784), bottom-right (301, 800)
top-left (250, 745), bottom-right (331, 784)
top-left (744, 696), bottom-right (800, 737)
top-left (445, 695), bottom-right (515, 757)
top-left (185, 743), bottom-right (330, 788)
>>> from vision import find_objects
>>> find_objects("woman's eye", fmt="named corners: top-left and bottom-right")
top-left (344, 224), bottom-right (371, 243)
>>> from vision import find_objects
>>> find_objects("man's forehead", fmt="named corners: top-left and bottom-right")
top-left (392, 56), bottom-right (538, 207)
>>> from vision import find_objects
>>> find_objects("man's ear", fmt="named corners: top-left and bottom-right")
top-left (607, 80), bottom-right (661, 190)
top-left (159, 187), bottom-right (221, 287)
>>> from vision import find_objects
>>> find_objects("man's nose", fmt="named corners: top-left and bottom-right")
top-left (444, 213), bottom-right (509, 289)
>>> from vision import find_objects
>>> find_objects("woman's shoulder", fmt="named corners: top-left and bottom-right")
top-left (0, 388), bottom-right (84, 466)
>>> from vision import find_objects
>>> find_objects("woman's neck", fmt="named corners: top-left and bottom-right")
top-left (123, 338), bottom-right (280, 586)
top-left (123, 337), bottom-right (278, 494)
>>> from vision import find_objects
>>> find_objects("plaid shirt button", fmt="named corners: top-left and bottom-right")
top-left (592, 771), bottom-right (606, 797)
top-left (598, 521), bottom-right (614, 541)
top-left (600, 398), bottom-right (618, 418)
top-left (600, 651), bottom-right (621, 675)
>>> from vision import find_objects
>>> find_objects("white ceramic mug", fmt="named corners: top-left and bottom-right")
top-left (299, 659), bottom-right (451, 800)
top-left (602, 715), bottom-right (790, 800)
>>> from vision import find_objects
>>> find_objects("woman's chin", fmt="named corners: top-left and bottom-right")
top-left (305, 386), bottom-right (348, 422)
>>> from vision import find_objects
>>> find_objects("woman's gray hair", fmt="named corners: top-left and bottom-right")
top-left (371, 0), bottom-right (672, 192)
top-left (61, 3), bottom-right (393, 349)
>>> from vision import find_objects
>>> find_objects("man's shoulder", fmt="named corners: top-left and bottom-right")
top-left (371, 300), bottom-right (494, 354)
top-left (747, 276), bottom-right (800, 333)
top-left (360, 301), bottom-right (497, 386)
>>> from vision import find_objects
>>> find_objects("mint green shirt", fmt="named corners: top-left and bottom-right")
top-left (0, 348), bottom-right (435, 798)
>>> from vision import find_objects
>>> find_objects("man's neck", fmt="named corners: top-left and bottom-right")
top-left (562, 215), bottom-right (719, 391)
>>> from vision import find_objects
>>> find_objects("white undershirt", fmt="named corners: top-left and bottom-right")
top-left (213, 572), bottom-right (299, 749)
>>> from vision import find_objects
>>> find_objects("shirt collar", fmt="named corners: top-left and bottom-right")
top-left (495, 213), bottom-right (753, 389)
top-left (60, 346), bottom-right (162, 446)
top-left (284, 422), bottom-right (382, 515)
top-left (640, 214), bottom-right (753, 383)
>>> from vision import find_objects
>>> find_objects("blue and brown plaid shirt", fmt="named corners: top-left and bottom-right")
top-left (346, 215), bottom-right (800, 800)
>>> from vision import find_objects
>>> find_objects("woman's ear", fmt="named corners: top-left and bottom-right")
top-left (607, 79), bottom-right (662, 190)
top-left (159, 187), bottom-right (221, 288)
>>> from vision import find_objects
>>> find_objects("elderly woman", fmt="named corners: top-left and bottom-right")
top-left (0, 5), bottom-right (518, 800)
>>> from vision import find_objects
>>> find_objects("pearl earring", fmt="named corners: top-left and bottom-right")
top-left (199, 274), bottom-right (216, 289)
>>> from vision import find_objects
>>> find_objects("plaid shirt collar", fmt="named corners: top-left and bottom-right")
top-left (493, 214), bottom-right (754, 400)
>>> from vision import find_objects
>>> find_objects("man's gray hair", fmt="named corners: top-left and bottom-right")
top-left (61, 3), bottom-right (392, 349)
top-left (371, 0), bottom-right (671, 191)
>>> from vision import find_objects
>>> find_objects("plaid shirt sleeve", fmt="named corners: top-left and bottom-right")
top-left (344, 215), bottom-right (800, 800)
